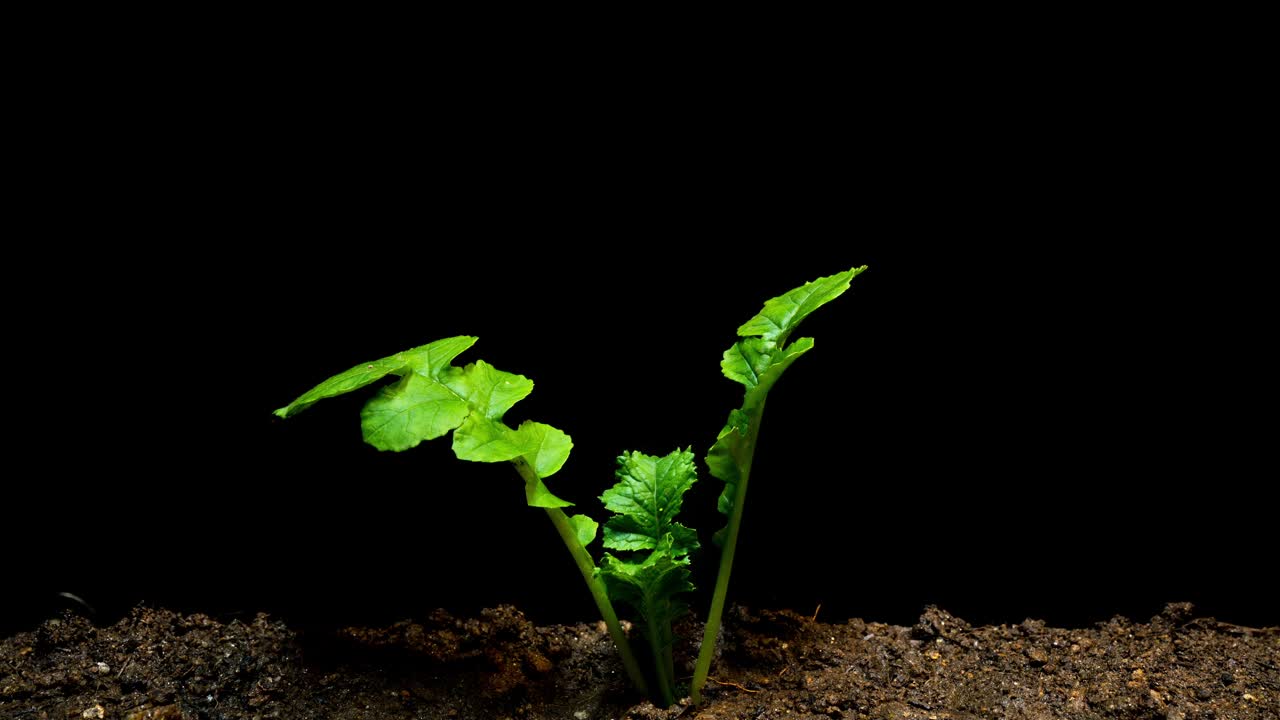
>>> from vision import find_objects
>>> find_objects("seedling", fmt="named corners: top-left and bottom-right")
top-left (690, 265), bottom-right (867, 701)
top-left (274, 266), bottom-right (865, 706)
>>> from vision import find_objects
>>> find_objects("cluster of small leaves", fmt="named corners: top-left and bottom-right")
top-left (273, 335), bottom-right (573, 508)
top-left (708, 266), bottom-right (867, 543)
top-left (597, 449), bottom-right (699, 697)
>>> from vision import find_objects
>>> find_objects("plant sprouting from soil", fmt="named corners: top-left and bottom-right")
top-left (598, 448), bottom-right (698, 706)
top-left (273, 266), bottom-right (866, 706)
top-left (690, 265), bottom-right (866, 701)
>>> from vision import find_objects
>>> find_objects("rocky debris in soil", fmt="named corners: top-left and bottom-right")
top-left (699, 602), bottom-right (1278, 720)
top-left (1, 602), bottom-right (1275, 719)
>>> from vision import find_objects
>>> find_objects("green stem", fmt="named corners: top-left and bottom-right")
top-left (690, 399), bottom-right (766, 703)
top-left (661, 622), bottom-right (676, 700)
top-left (511, 460), bottom-right (650, 698)
top-left (648, 618), bottom-right (676, 707)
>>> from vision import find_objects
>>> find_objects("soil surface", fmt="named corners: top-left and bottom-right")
top-left (1, 603), bottom-right (1275, 719)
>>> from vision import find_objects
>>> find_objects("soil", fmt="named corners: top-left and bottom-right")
top-left (1, 603), bottom-right (1275, 720)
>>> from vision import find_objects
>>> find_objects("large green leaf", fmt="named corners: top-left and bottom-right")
top-left (276, 336), bottom-right (575, 508)
top-left (360, 373), bottom-right (471, 452)
top-left (601, 449), bottom-right (698, 558)
top-left (443, 360), bottom-right (533, 421)
top-left (273, 336), bottom-right (477, 417)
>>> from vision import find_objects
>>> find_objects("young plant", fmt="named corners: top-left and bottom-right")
top-left (273, 266), bottom-right (866, 707)
top-left (690, 266), bottom-right (867, 702)
top-left (598, 449), bottom-right (698, 707)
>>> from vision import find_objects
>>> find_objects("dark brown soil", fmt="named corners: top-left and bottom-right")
top-left (2, 603), bottom-right (1275, 719)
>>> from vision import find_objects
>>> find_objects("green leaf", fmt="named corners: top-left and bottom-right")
top-left (514, 422), bottom-right (575, 508)
top-left (273, 335), bottom-right (477, 417)
top-left (719, 336), bottom-right (815, 395)
top-left (707, 417), bottom-right (745, 510)
top-left (598, 450), bottom-right (699, 694)
top-left (751, 336), bottom-right (814, 400)
top-left (709, 268), bottom-right (866, 543)
top-left (524, 472), bottom-right (573, 508)
top-left (452, 417), bottom-right (573, 472)
top-left (454, 419), bottom-right (575, 507)
top-left (516, 421), bottom-right (573, 479)
top-left (735, 267), bottom-right (866, 346)
top-left (569, 514), bottom-right (598, 547)
top-left (720, 337), bottom-right (772, 390)
top-left (400, 335), bottom-right (480, 379)
top-left (706, 413), bottom-right (749, 546)
top-left (277, 336), bottom-right (578, 514)
top-left (443, 360), bottom-right (533, 421)
top-left (599, 539), bottom-right (695, 633)
top-left (359, 373), bottom-right (471, 452)
top-left (601, 449), bottom-right (699, 558)
top-left (451, 414), bottom-right (530, 463)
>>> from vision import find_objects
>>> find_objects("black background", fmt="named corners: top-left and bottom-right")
top-left (8, 242), bottom-right (1270, 637)
top-left (5, 40), bottom-right (1272, 637)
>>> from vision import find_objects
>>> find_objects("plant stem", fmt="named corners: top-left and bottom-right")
top-left (661, 622), bottom-right (676, 700)
top-left (690, 398), bottom-right (766, 703)
top-left (648, 617), bottom-right (676, 707)
top-left (511, 461), bottom-right (650, 698)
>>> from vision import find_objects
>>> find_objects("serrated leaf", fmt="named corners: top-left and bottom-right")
top-left (273, 335), bottom-right (478, 417)
top-left (443, 360), bottom-right (533, 421)
top-left (710, 268), bottom-right (866, 543)
top-left (598, 541), bottom-right (694, 631)
top-left (736, 267), bottom-right (866, 345)
top-left (569, 514), bottom-right (598, 547)
top-left (359, 373), bottom-right (471, 452)
top-left (599, 551), bottom-right (694, 604)
top-left (601, 449), bottom-right (698, 558)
